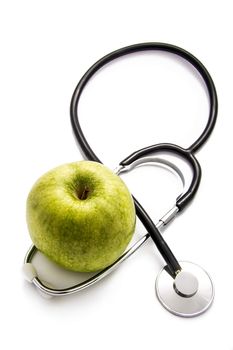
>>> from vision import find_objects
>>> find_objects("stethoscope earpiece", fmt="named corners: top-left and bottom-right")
top-left (155, 261), bottom-right (214, 317)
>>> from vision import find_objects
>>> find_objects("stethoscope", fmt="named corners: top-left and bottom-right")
top-left (23, 42), bottom-right (217, 317)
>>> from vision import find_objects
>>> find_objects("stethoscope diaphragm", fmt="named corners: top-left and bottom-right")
top-left (155, 261), bottom-right (214, 317)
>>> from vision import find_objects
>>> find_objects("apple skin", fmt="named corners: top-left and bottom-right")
top-left (26, 161), bottom-right (136, 272)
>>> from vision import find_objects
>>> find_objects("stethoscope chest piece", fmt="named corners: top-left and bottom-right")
top-left (155, 261), bottom-right (214, 317)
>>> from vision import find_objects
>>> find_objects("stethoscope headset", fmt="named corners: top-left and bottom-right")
top-left (23, 42), bottom-right (217, 317)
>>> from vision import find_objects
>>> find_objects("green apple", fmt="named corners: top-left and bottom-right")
top-left (26, 161), bottom-right (136, 272)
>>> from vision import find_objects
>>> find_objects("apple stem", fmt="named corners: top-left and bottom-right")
top-left (79, 186), bottom-right (90, 200)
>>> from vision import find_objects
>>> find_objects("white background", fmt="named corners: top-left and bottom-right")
top-left (0, 1), bottom-right (233, 349)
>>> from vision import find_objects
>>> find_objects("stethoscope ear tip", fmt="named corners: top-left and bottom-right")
top-left (155, 261), bottom-right (214, 317)
top-left (22, 262), bottom-right (54, 299)
top-left (22, 263), bottom-right (37, 283)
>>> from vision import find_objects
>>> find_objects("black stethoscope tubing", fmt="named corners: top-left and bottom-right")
top-left (70, 42), bottom-right (218, 277)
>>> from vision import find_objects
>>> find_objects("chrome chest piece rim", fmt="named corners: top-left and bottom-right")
top-left (155, 261), bottom-right (214, 317)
